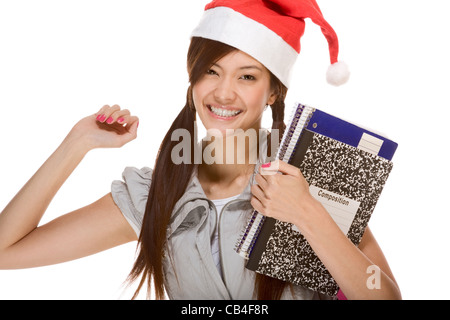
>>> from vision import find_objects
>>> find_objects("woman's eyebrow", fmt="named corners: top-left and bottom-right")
top-left (239, 65), bottom-right (263, 72)
top-left (211, 63), bottom-right (263, 72)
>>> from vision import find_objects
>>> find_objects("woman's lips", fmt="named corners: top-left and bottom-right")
top-left (207, 104), bottom-right (243, 119)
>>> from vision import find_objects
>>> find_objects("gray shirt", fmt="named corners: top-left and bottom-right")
top-left (111, 164), bottom-right (332, 300)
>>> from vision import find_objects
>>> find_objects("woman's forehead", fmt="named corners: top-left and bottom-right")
top-left (214, 50), bottom-right (267, 71)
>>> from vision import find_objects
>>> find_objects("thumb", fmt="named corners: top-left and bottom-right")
top-left (115, 118), bottom-right (139, 147)
top-left (128, 119), bottom-right (139, 137)
top-left (260, 160), bottom-right (302, 177)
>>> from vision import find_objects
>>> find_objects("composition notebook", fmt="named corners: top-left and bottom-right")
top-left (235, 103), bottom-right (398, 297)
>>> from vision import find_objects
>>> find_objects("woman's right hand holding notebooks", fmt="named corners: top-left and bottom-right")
top-left (251, 159), bottom-right (329, 232)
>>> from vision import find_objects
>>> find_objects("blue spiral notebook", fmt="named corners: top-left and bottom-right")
top-left (235, 103), bottom-right (398, 296)
top-left (302, 108), bottom-right (397, 160)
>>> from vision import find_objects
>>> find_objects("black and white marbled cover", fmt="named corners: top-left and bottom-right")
top-left (254, 131), bottom-right (394, 297)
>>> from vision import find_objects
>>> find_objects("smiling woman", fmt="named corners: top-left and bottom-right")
top-left (124, 37), bottom-right (294, 300)
top-left (193, 50), bottom-right (278, 136)
top-left (0, 0), bottom-right (405, 301)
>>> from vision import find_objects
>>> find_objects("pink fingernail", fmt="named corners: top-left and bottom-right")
top-left (98, 114), bottom-right (106, 122)
top-left (261, 162), bottom-right (271, 168)
top-left (117, 117), bottom-right (125, 123)
top-left (106, 117), bottom-right (114, 124)
top-left (96, 114), bottom-right (102, 121)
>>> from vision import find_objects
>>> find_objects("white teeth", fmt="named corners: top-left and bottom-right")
top-left (210, 106), bottom-right (241, 117)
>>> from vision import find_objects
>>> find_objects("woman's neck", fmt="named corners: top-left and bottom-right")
top-left (197, 162), bottom-right (254, 200)
top-left (197, 131), bottom-right (259, 199)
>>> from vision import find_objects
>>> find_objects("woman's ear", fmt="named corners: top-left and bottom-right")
top-left (267, 91), bottom-right (278, 106)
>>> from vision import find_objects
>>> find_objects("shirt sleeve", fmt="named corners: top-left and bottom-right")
top-left (111, 166), bottom-right (153, 237)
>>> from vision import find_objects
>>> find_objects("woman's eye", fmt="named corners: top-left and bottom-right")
top-left (206, 69), bottom-right (218, 75)
top-left (241, 74), bottom-right (256, 80)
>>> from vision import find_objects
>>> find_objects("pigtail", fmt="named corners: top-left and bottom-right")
top-left (255, 82), bottom-right (290, 300)
top-left (128, 88), bottom-right (196, 300)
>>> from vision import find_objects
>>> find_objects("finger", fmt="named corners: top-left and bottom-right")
top-left (107, 109), bottom-right (131, 125)
top-left (95, 105), bottom-right (110, 121)
top-left (262, 160), bottom-right (302, 178)
top-left (103, 116), bottom-right (139, 147)
top-left (255, 174), bottom-right (278, 203)
top-left (95, 104), bottom-right (110, 115)
top-left (255, 173), bottom-right (270, 191)
top-left (259, 160), bottom-right (280, 176)
top-left (95, 104), bottom-right (121, 123)
top-left (124, 116), bottom-right (139, 135)
top-left (251, 183), bottom-right (266, 203)
top-left (110, 115), bottom-right (139, 136)
top-left (102, 105), bottom-right (121, 123)
top-left (250, 196), bottom-right (265, 216)
top-left (257, 167), bottom-right (278, 188)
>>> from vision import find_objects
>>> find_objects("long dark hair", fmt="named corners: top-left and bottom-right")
top-left (128, 37), bottom-right (288, 300)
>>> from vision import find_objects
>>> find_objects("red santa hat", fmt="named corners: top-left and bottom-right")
top-left (191, 0), bottom-right (350, 88)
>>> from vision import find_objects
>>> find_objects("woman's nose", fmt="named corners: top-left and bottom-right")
top-left (214, 78), bottom-right (236, 103)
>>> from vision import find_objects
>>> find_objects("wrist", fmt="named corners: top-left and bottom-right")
top-left (61, 130), bottom-right (91, 158)
top-left (292, 195), bottom-right (331, 237)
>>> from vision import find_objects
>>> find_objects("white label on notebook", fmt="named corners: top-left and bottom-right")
top-left (357, 132), bottom-right (384, 156)
top-left (292, 185), bottom-right (361, 235)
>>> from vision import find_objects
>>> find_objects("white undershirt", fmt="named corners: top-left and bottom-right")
top-left (210, 194), bottom-right (240, 277)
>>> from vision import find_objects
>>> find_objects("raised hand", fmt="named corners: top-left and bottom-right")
top-left (67, 104), bottom-right (139, 152)
top-left (0, 104), bottom-right (140, 269)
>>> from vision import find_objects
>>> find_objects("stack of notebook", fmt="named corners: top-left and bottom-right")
top-left (235, 103), bottom-right (398, 296)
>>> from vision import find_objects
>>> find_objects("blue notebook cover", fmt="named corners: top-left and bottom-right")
top-left (302, 106), bottom-right (398, 161)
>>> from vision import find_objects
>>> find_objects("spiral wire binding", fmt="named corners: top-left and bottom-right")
top-left (235, 103), bottom-right (316, 259)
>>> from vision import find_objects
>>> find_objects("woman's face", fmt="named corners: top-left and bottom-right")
top-left (193, 50), bottom-right (277, 136)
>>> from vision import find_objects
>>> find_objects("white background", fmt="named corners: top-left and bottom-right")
top-left (0, 0), bottom-right (448, 300)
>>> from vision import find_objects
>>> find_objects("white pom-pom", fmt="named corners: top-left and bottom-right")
top-left (326, 61), bottom-right (350, 86)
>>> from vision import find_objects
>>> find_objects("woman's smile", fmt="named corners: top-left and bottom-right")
top-left (207, 104), bottom-right (243, 119)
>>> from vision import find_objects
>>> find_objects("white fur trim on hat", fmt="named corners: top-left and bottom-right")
top-left (191, 7), bottom-right (298, 88)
